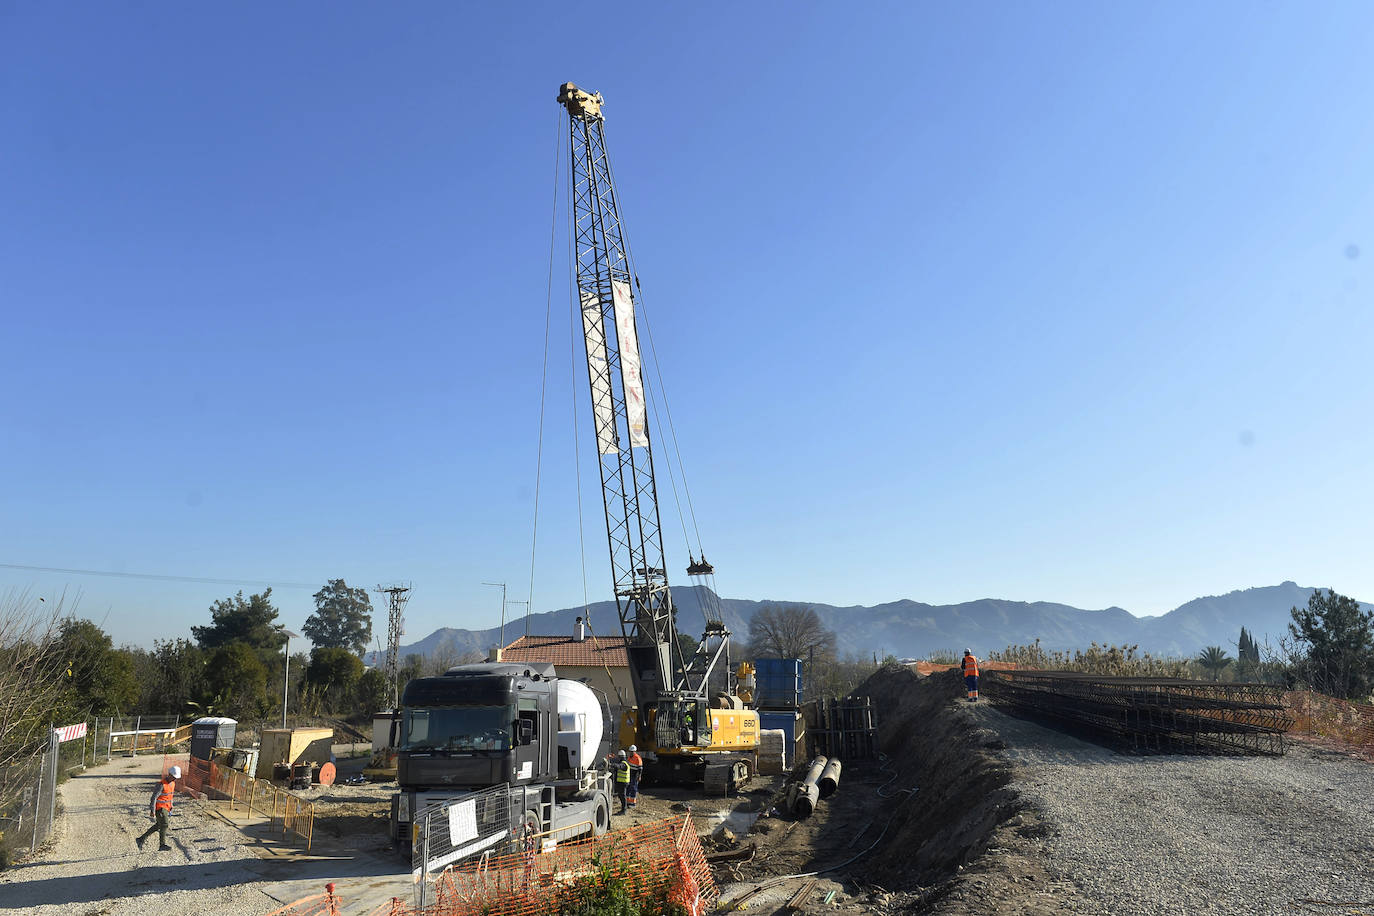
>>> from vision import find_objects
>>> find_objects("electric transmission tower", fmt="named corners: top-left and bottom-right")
top-left (375, 583), bottom-right (412, 709)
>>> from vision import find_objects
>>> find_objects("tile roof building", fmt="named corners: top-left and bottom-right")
top-left (490, 619), bottom-right (635, 712)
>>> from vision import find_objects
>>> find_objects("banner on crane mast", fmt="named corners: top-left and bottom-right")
top-left (580, 289), bottom-right (619, 455)
top-left (612, 280), bottom-right (650, 449)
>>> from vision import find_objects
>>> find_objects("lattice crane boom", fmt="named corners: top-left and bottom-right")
top-left (557, 82), bottom-right (693, 709)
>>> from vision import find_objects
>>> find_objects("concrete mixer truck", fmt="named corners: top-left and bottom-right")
top-left (389, 661), bottom-right (613, 852)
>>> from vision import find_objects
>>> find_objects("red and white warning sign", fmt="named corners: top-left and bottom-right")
top-left (54, 722), bottom-right (88, 743)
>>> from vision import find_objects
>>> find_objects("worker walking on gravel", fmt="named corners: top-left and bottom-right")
top-left (626, 745), bottom-right (643, 807)
top-left (614, 750), bottom-right (632, 814)
top-left (137, 765), bottom-right (180, 851)
top-left (962, 649), bottom-right (980, 702)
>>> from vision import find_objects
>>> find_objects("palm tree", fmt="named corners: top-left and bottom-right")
top-left (1197, 646), bottom-right (1232, 682)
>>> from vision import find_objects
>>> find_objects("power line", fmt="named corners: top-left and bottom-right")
top-left (0, 563), bottom-right (319, 589)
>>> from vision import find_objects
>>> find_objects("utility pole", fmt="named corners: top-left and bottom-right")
top-left (482, 582), bottom-right (508, 658)
top-left (375, 584), bottom-right (412, 710)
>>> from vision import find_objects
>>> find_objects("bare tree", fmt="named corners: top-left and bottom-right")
top-left (421, 634), bottom-right (483, 677)
top-left (747, 605), bottom-right (836, 661)
top-left (0, 591), bottom-right (73, 809)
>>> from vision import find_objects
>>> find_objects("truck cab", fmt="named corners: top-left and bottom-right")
top-left (390, 662), bottom-right (611, 849)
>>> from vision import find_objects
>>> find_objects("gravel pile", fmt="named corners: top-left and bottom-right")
top-left (977, 705), bottom-right (1374, 916)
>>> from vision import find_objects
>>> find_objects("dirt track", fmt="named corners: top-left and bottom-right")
top-left (0, 755), bottom-right (407, 916)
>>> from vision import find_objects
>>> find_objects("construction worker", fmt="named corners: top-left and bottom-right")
top-left (137, 765), bottom-right (181, 851)
top-left (626, 744), bottom-right (643, 807)
top-left (962, 649), bottom-right (980, 702)
top-left (613, 750), bottom-right (631, 814)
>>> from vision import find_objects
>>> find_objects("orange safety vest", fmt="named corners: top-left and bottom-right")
top-left (155, 779), bottom-right (176, 811)
top-left (961, 655), bottom-right (979, 677)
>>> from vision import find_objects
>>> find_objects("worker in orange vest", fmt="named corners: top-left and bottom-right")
top-left (137, 765), bottom-right (180, 851)
top-left (626, 745), bottom-right (643, 807)
top-left (961, 649), bottom-right (980, 702)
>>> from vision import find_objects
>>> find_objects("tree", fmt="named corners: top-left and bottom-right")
top-left (355, 668), bottom-right (389, 717)
top-left (0, 593), bottom-right (74, 811)
top-left (54, 619), bottom-right (139, 716)
top-left (304, 646), bottom-right (364, 713)
top-left (192, 589), bottom-right (285, 656)
top-left (204, 642), bottom-right (272, 719)
top-left (1288, 589), bottom-right (1374, 701)
top-left (747, 605), bottom-right (836, 661)
top-left (1197, 646), bottom-right (1232, 682)
top-left (142, 639), bottom-right (207, 715)
top-left (302, 579), bottom-right (373, 656)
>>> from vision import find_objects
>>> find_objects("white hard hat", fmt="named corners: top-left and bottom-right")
top-left (169, 766), bottom-right (182, 779)
top-left (964, 649), bottom-right (972, 656)
top-left (628, 745), bottom-right (637, 753)
top-left (618, 750), bottom-right (627, 757)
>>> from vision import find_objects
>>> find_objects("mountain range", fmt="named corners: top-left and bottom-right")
top-left (367, 581), bottom-right (1368, 665)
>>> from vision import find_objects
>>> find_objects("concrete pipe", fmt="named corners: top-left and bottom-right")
top-left (791, 756), bottom-right (828, 818)
top-left (818, 757), bottom-right (842, 798)
top-left (801, 756), bottom-right (828, 789)
top-left (792, 780), bottom-right (820, 818)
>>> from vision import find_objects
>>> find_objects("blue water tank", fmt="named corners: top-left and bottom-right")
top-left (754, 658), bottom-right (802, 708)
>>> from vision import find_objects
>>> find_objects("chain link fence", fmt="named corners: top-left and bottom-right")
top-left (410, 785), bottom-right (521, 905)
top-left (1, 731), bottom-right (65, 866)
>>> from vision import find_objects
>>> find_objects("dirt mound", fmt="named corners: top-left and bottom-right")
top-left (849, 666), bottom-right (1024, 890)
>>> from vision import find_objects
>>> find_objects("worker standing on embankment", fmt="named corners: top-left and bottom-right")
top-left (962, 649), bottom-right (980, 702)
top-left (136, 765), bottom-right (180, 851)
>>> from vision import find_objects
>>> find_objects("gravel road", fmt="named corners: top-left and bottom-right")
top-left (0, 755), bottom-right (407, 915)
top-left (971, 703), bottom-right (1374, 916)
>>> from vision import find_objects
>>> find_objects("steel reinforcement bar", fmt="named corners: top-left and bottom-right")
top-left (982, 670), bottom-right (1294, 756)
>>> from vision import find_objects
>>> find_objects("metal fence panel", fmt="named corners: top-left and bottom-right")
top-left (410, 784), bottom-right (520, 905)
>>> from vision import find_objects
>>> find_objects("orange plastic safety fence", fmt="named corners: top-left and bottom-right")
top-left (263, 883), bottom-right (343, 916)
top-left (418, 814), bottom-right (715, 916)
top-left (270, 816), bottom-right (718, 916)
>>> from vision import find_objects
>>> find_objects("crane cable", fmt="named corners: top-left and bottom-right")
top-left (564, 111), bottom-right (594, 627)
top-left (526, 109), bottom-right (564, 636)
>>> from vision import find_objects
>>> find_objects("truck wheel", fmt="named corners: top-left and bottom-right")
top-left (593, 796), bottom-right (610, 836)
top-left (519, 810), bottom-right (540, 854)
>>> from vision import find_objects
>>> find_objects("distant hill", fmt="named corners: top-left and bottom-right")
top-left (367, 581), bottom-right (1369, 665)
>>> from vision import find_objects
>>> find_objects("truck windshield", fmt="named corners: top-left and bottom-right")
top-left (401, 705), bottom-right (514, 752)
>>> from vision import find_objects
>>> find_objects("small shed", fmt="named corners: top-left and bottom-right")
top-left (256, 727), bottom-right (335, 779)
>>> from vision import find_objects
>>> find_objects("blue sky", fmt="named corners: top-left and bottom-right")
top-left (3, 3), bottom-right (1372, 650)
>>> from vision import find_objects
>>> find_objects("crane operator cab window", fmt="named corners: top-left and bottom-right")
top-left (679, 700), bottom-right (711, 747)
